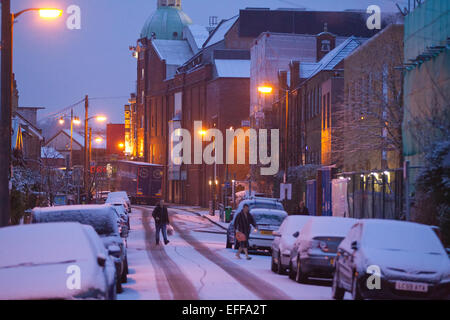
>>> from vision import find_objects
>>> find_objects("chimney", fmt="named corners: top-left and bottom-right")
top-left (290, 61), bottom-right (300, 88)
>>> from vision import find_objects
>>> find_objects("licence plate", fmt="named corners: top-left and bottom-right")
top-left (395, 281), bottom-right (428, 293)
top-left (260, 230), bottom-right (273, 235)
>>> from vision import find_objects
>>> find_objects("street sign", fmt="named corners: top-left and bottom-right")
top-left (280, 183), bottom-right (292, 200)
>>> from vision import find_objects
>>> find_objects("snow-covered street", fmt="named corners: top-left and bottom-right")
top-left (119, 206), bottom-right (350, 300)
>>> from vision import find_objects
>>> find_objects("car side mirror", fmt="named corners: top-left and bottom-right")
top-left (97, 254), bottom-right (106, 267)
top-left (351, 241), bottom-right (359, 251)
top-left (120, 225), bottom-right (129, 238)
top-left (272, 231), bottom-right (281, 237)
top-left (108, 245), bottom-right (121, 258)
top-left (293, 231), bottom-right (300, 238)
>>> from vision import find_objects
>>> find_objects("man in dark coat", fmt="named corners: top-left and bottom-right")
top-left (152, 200), bottom-right (170, 245)
top-left (234, 204), bottom-right (258, 260)
top-left (293, 201), bottom-right (309, 216)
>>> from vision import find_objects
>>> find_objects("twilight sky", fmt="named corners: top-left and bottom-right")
top-left (11, 0), bottom-right (404, 124)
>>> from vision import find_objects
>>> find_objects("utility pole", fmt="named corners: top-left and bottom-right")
top-left (1, 0), bottom-right (12, 227)
top-left (88, 127), bottom-right (92, 166)
top-left (70, 109), bottom-right (74, 169)
top-left (84, 95), bottom-right (89, 200)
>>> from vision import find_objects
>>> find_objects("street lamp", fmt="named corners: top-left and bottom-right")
top-left (58, 109), bottom-right (81, 169)
top-left (258, 84), bottom-right (290, 184)
top-left (0, 2), bottom-right (63, 226)
top-left (83, 105), bottom-right (107, 200)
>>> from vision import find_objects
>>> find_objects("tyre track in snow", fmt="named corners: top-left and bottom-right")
top-left (168, 209), bottom-right (292, 300)
top-left (139, 206), bottom-right (199, 300)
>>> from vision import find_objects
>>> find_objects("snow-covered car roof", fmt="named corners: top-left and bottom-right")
top-left (107, 191), bottom-right (129, 199)
top-left (280, 215), bottom-right (312, 235)
top-left (0, 222), bottom-right (93, 269)
top-left (359, 219), bottom-right (447, 254)
top-left (32, 205), bottom-right (119, 236)
top-left (301, 216), bottom-right (357, 238)
top-left (250, 208), bottom-right (287, 217)
top-left (0, 223), bottom-right (107, 300)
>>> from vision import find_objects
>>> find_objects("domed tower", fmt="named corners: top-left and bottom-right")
top-left (141, 0), bottom-right (192, 40)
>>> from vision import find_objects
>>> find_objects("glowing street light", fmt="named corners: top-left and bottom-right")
top-left (73, 117), bottom-right (81, 125)
top-left (198, 130), bottom-right (207, 136)
top-left (95, 137), bottom-right (104, 144)
top-left (118, 143), bottom-right (125, 149)
top-left (95, 116), bottom-right (107, 122)
top-left (38, 9), bottom-right (63, 19)
top-left (258, 86), bottom-right (273, 94)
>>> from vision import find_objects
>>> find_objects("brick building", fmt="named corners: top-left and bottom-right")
top-left (342, 24), bottom-right (404, 172)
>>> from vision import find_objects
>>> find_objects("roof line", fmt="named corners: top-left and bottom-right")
top-left (202, 15), bottom-right (239, 49)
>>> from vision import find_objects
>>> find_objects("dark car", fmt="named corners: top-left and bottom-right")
top-left (32, 205), bottom-right (129, 293)
top-left (332, 219), bottom-right (450, 300)
top-left (289, 216), bottom-right (357, 283)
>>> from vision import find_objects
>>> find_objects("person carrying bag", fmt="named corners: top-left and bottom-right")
top-left (234, 204), bottom-right (258, 260)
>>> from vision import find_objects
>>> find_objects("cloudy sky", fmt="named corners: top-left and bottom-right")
top-left (10, 0), bottom-right (405, 124)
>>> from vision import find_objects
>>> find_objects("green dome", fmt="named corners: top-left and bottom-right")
top-left (141, 6), bottom-right (192, 40)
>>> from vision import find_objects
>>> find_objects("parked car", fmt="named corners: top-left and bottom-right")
top-left (289, 216), bottom-right (357, 283)
top-left (271, 215), bottom-right (312, 274)
top-left (107, 202), bottom-right (130, 230)
top-left (226, 207), bottom-right (287, 251)
top-left (332, 219), bottom-right (450, 300)
top-left (232, 198), bottom-right (284, 219)
top-left (31, 205), bottom-right (128, 293)
top-left (0, 222), bottom-right (117, 300)
top-left (107, 191), bottom-right (131, 213)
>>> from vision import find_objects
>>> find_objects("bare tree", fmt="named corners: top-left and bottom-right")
top-left (332, 25), bottom-right (404, 171)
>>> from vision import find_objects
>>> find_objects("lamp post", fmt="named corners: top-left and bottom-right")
top-left (258, 85), bottom-right (289, 183)
top-left (83, 99), bottom-right (107, 200)
top-left (59, 109), bottom-right (80, 169)
top-left (0, 1), bottom-right (62, 226)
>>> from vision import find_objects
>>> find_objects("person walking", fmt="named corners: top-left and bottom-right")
top-left (152, 200), bottom-right (170, 245)
top-left (234, 204), bottom-right (258, 260)
top-left (293, 201), bottom-right (309, 216)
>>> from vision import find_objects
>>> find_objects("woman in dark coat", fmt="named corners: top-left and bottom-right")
top-left (234, 204), bottom-right (258, 260)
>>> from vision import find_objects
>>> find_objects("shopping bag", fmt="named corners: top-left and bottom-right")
top-left (167, 224), bottom-right (174, 236)
top-left (235, 231), bottom-right (246, 242)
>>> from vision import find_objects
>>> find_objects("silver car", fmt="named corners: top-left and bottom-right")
top-left (227, 207), bottom-right (287, 251)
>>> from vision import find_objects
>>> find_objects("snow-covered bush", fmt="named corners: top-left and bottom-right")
top-left (414, 139), bottom-right (450, 246)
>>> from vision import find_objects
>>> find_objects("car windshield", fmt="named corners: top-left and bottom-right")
top-left (363, 223), bottom-right (445, 254)
top-left (34, 210), bottom-right (118, 236)
top-left (252, 213), bottom-right (286, 226)
top-left (249, 202), bottom-right (283, 211)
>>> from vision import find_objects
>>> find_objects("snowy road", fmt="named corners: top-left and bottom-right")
top-left (118, 206), bottom-right (349, 300)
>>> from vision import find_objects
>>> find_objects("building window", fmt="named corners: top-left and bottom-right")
top-left (321, 40), bottom-right (331, 52)
top-left (141, 68), bottom-right (145, 80)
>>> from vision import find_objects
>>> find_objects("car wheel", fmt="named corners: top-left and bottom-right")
top-left (351, 272), bottom-right (363, 300)
top-left (226, 236), bottom-right (232, 249)
top-left (295, 257), bottom-right (308, 283)
top-left (271, 253), bottom-right (278, 273)
top-left (288, 261), bottom-right (295, 280)
top-left (332, 270), bottom-right (345, 300)
top-left (277, 253), bottom-right (285, 275)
